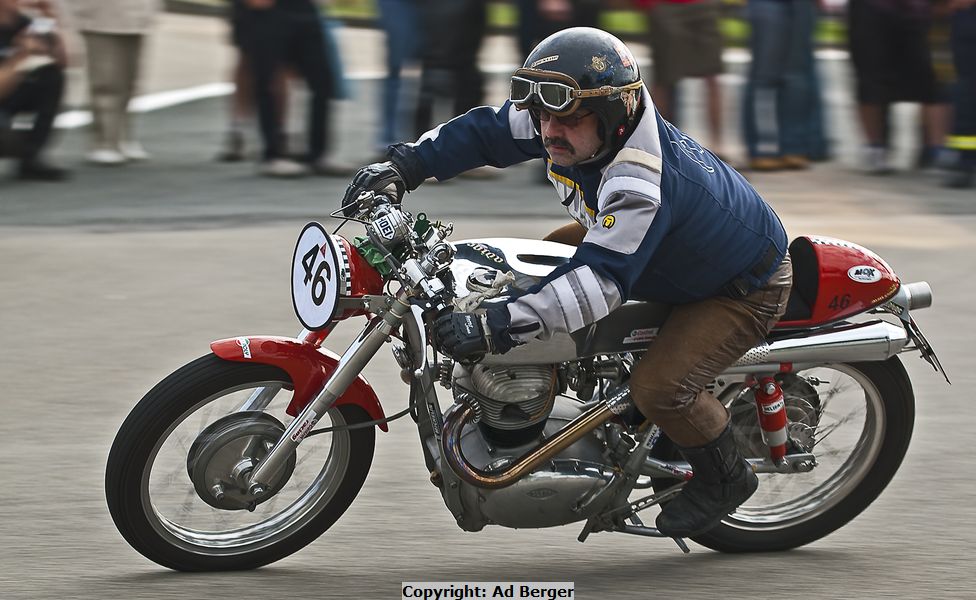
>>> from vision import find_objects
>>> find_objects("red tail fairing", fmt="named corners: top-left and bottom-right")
top-left (211, 336), bottom-right (388, 430)
top-left (776, 236), bottom-right (900, 329)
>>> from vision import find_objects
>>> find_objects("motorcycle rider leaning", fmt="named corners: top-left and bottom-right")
top-left (341, 27), bottom-right (793, 539)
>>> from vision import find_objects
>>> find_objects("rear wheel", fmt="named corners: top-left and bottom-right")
top-left (652, 358), bottom-right (914, 552)
top-left (105, 354), bottom-right (375, 571)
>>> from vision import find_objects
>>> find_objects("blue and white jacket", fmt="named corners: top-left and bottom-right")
top-left (409, 88), bottom-right (788, 345)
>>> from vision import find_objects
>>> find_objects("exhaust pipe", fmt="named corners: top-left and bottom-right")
top-left (900, 281), bottom-right (932, 310)
top-left (441, 387), bottom-right (632, 489)
top-left (729, 319), bottom-right (909, 372)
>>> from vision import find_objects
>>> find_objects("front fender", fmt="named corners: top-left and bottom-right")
top-left (211, 336), bottom-right (388, 431)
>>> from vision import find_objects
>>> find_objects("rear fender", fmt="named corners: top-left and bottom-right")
top-left (211, 336), bottom-right (388, 431)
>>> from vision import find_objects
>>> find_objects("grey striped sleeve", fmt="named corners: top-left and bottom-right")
top-left (506, 264), bottom-right (623, 342)
top-left (508, 104), bottom-right (537, 140)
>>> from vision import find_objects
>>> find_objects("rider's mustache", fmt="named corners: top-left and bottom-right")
top-left (544, 137), bottom-right (574, 154)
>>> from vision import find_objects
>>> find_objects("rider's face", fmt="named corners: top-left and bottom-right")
top-left (538, 109), bottom-right (602, 167)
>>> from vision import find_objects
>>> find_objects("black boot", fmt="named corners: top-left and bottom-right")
top-left (656, 426), bottom-right (758, 538)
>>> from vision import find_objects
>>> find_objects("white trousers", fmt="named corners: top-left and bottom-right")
top-left (82, 32), bottom-right (144, 149)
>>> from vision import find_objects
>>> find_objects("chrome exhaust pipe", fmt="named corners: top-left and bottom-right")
top-left (441, 387), bottom-right (632, 489)
top-left (900, 281), bottom-right (932, 310)
top-left (728, 319), bottom-right (909, 373)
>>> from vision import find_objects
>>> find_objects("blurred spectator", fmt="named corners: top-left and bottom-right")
top-left (215, 0), bottom-right (289, 162)
top-left (637, 0), bottom-right (726, 157)
top-left (237, 0), bottom-right (348, 177)
top-left (516, 0), bottom-right (600, 59)
top-left (847, 0), bottom-right (947, 174)
top-left (73, 0), bottom-right (157, 166)
top-left (516, 0), bottom-right (600, 183)
top-left (742, 0), bottom-right (822, 171)
top-left (0, 0), bottom-right (69, 180)
top-left (944, 0), bottom-right (976, 188)
top-left (375, 0), bottom-right (418, 155)
top-left (413, 0), bottom-right (487, 138)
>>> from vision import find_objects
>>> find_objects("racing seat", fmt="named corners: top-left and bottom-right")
top-left (779, 237), bottom-right (818, 323)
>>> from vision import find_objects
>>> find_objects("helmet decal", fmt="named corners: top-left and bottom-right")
top-left (590, 56), bottom-right (609, 73)
top-left (530, 55), bottom-right (559, 68)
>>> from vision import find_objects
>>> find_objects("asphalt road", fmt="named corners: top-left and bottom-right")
top-left (2, 29), bottom-right (976, 600)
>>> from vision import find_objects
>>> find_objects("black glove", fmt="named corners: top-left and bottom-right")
top-left (341, 161), bottom-right (404, 217)
top-left (341, 143), bottom-right (428, 217)
top-left (434, 308), bottom-right (520, 361)
top-left (434, 312), bottom-right (492, 362)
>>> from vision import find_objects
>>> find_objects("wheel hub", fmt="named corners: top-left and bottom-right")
top-left (186, 411), bottom-right (296, 510)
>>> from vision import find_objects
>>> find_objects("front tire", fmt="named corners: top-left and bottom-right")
top-left (652, 358), bottom-right (915, 552)
top-left (105, 354), bottom-right (375, 571)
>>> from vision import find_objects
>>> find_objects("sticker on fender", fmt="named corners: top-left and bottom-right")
top-left (292, 222), bottom-right (342, 330)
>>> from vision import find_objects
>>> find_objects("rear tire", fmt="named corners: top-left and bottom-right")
top-left (652, 358), bottom-right (914, 552)
top-left (105, 354), bottom-right (375, 571)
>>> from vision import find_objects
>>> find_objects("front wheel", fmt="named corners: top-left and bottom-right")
top-left (652, 357), bottom-right (915, 552)
top-left (105, 354), bottom-right (375, 571)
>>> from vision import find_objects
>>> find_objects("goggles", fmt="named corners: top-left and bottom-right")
top-left (510, 68), bottom-right (643, 116)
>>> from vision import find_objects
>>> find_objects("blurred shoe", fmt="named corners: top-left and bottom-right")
top-left (864, 145), bottom-right (892, 175)
top-left (748, 157), bottom-right (787, 172)
top-left (87, 148), bottom-right (127, 166)
top-left (458, 165), bottom-right (502, 180)
top-left (18, 159), bottom-right (70, 181)
top-left (310, 157), bottom-right (355, 177)
top-left (216, 130), bottom-right (246, 162)
top-left (943, 165), bottom-right (975, 189)
top-left (781, 155), bottom-right (810, 170)
top-left (120, 141), bottom-right (150, 161)
top-left (258, 158), bottom-right (309, 178)
top-left (916, 146), bottom-right (954, 171)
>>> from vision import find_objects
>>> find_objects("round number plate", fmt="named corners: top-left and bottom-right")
top-left (292, 222), bottom-right (342, 330)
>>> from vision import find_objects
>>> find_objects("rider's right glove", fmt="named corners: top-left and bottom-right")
top-left (341, 143), bottom-right (427, 217)
top-left (433, 308), bottom-right (521, 362)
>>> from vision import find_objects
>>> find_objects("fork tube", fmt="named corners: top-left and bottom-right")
top-left (248, 290), bottom-right (412, 493)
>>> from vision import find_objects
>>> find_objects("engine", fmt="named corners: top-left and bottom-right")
top-left (457, 364), bottom-right (558, 447)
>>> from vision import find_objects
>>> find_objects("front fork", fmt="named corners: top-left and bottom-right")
top-left (247, 289), bottom-right (413, 495)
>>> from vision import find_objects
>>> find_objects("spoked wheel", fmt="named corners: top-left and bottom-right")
top-left (105, 354), bottom-right (375, 571)
top-left (652, 358), bottom-right (914, 552)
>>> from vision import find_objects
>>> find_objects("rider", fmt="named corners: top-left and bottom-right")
top-left (341, 27), bottom-right (793, 539)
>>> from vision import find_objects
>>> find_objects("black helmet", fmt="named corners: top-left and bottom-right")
top-left (512, 27), bottom-right (644, 163)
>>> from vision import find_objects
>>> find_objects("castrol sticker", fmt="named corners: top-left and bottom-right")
top-left (761, 399), bottom-right (786, 414)
top-left (848, 265), bottom-right (882, 284)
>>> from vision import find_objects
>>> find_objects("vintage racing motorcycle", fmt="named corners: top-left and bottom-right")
top-left (105, 193), bottom-right (947, 571)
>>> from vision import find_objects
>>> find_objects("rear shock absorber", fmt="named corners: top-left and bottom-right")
top-left (753, 376), bottom-right (788, 462)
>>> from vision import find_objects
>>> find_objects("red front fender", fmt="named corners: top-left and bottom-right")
top-left (210, 336), bottom-right (388, 432)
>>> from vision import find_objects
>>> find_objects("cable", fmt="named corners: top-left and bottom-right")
top-left (306, 404), bottom-right (414, 435)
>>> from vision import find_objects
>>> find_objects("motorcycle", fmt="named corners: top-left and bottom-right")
top-left (105, 193), bottom-right (948, 571)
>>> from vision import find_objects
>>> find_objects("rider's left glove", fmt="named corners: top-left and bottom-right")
top-left (341, 143), bottom-right (427, 217)
top-left (433, 308), bottom-right (519, 362)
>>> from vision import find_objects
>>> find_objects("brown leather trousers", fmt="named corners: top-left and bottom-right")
top-left (629, 255), bottom-right (793, 447)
